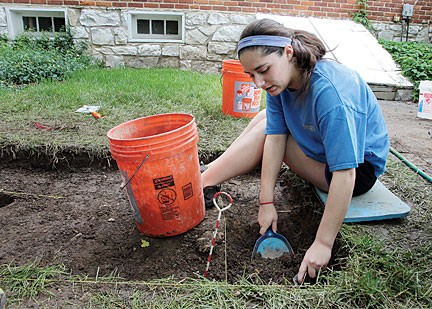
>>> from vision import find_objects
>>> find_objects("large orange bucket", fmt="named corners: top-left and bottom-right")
top-left (107, 113), bottom-right (205, 237)
top-left (221, 59), bottom-right (262, 118)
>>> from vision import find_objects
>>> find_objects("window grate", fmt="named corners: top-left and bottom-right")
top-left (7, 8), bottom-right (67, 39)
top-left (129, 12), bottom-right (184, 42)
top-left (22, 16), bottom-right (66, 34)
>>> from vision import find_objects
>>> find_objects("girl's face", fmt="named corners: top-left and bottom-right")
top-left (239, 46), bottom-right (300, 96)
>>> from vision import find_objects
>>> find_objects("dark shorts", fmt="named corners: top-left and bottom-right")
top-left (325, 161), bottom-right (377, 197)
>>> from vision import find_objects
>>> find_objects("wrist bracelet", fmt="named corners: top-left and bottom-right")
top-left (259, 201), bottom-right (274, 206)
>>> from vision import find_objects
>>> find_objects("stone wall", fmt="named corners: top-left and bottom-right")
top-left (0, 7), bottom-right (6, 37)
top-left (0, 6), bottom-right (430, 75)
top-left (372, 20), bottom-right (431, 43)
top-left (72, 8), bottom-right (431, 73)
top-left (67, 8), bottom-right (256, 74)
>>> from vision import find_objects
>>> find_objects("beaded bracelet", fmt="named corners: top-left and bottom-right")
top-left (259, 201), bottom-right (274, 206)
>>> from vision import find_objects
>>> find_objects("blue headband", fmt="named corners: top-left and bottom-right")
top-left (237, 35), bottom-right (292, 54)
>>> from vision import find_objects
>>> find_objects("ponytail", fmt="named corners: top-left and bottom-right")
top-left (290, 30), bottom-right (327, 100)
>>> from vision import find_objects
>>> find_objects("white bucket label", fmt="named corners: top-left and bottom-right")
top-left (233, 81), bottom-right (261, 113)
top-left (418, 80), bottom-right (432, 120)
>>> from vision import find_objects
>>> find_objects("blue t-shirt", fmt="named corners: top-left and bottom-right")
top-left (265, 60), bottom-right (389, 177)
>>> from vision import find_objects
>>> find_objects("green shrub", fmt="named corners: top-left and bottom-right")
top-left (352, 0), bottom-right (372, 31)
top-left (379, 40), bottom-right (432, 100)
top-left (0, 32), bottom-right (96, 88)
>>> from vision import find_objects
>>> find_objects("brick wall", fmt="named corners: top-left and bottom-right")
top-left (1, 0), bottom-right (430, 24)
top-left (367, 0), bottom-right (431, 24)
top-left (0, 0), bottom-right (432, 23)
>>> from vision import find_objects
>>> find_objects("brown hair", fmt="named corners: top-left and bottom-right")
top-left (238, 18), bottom-right (326, 102)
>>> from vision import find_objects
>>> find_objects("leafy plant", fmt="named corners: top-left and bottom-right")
top-left (352, 0), bottom-right (372, 31)
top-left (0, 34), bottom-right (7, 44)
top-left (0, 31), bottom-right (96, 88)
top-left (379, 40), bottom-right (432, 100)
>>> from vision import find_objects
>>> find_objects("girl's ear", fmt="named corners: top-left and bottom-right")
top-left (284, 45), bottom-right (294, 60)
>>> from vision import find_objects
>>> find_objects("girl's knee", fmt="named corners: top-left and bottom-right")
top-left (257, 109), bottom-right (266, 120)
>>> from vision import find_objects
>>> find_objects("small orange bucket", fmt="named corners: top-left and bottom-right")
top-left (221, 59), bottom-right (262, 118)
top-left (107, 113), bottom-right (205, 237)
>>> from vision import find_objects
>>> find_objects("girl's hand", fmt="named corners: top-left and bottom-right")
top-left (296, 240), bottom-right (332, 284)
top-left (257, 203), bottom-right (278, 235)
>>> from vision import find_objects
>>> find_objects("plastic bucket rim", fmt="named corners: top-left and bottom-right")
top-left (222, 60), bottom-right (244, 72)
top-left (109, 135), bottom-right (199, 160)
top-left (107, 112), bottom-right (195, 143)
top-left (108, 121), bottom-right (197, 148)
top-left (222, 59), bottom-right (242, 65)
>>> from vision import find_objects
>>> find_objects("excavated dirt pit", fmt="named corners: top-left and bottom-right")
top-left (0, 100), bottom-right (429, 285)
top-left (0, 164), bottom-right (345, 284)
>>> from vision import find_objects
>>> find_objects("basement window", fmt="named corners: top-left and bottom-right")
top-left (128, 11), bottom-right (184, 42)
top-left (6, 8), bottom-right (67, 39)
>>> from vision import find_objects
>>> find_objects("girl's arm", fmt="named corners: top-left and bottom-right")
top-left (258, 134), bottom-right (287, 235)
top-left (297, 168), bottom-right (355, 283)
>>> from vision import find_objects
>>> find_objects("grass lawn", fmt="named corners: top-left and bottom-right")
top-left (0, 67), bottom-right (431, 308)
top-left (0, 67), bottom-right (251, 166)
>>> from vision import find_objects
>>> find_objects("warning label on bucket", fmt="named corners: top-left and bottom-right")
top-left (153, 175), bottom-right (175, 189)
top-left (157, 188), bottom-right (180, 220)
top-left (182, 182), bottom-right (193, 200)
top-left (154, 175), bottom-right (180, 220)
top-left (157, 188), bottom-right (177, 205)
top-left (233, 82), bottom-right (261, 113)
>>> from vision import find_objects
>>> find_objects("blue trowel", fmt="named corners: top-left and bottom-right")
top-left (251, 228), bottom-right (294, 259)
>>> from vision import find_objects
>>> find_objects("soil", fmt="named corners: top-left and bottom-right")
top-left (0, 100), bottom-right (430, 286)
